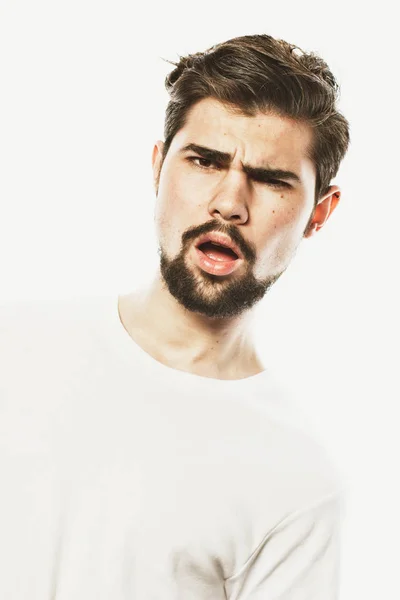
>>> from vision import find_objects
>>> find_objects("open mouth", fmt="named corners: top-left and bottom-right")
top-left (197, 241), bottom-right (239, 262)
top-left (194, 242), bottom-right (242, 276)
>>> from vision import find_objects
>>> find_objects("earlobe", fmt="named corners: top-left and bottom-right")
top-left (152, 140), bottom-right (165, 191)
top-left (321, 186), bottom-right (341, 223)
top-left (304, 222), bottom-right (318, 238)
top-left (152, 141), bottom-right (163, 167)
top-left (304, 185), bottom-right (341, 238)
top-left (152, 140), bottom-right (165, 168)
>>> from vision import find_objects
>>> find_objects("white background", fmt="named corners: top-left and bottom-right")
top-left (0, 1), bottom-right (398, 597)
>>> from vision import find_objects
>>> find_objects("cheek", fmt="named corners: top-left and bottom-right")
top-left (255, 202), bottom-right (308, 273)
top-left (157, 167), bottom-right (191, 215)
top-left (271, 190), bottom-right (313, 239)
top-left (157, 163), bottom-right (207, 218)
top-left (154, 174), bottom-right (194, 248)
top-left (263, 201), bottom-right (304, 241)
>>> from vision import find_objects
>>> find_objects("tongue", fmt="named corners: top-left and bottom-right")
top-left (200, 241), bottom-right (238, 262)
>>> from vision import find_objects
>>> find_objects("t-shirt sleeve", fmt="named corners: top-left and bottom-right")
top-left (224, 492), bottom-right (345, 599)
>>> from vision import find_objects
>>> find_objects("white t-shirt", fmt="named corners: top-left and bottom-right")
top-left (0, 294), bottom-right (346, 599)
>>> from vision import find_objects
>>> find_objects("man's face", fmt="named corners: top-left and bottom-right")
top-left (152, 98), bottom-right (318, 319)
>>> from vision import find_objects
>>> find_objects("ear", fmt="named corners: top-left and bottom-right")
top-left (304, 185), bottom-right (341, 238)
top-left (152, 140), bottom-right (165, 194)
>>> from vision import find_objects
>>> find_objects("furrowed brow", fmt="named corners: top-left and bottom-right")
top-left (179, 143), bottom-right (301, 183)
top-left (243, 165), bottom-right (301, 184)
top-left (179, 143), bottom-right (232, 164)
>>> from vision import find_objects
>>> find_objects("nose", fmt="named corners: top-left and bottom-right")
top-left (208, 168), bottom-right (250, 224)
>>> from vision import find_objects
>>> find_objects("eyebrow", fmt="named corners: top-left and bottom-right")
top-left (179, 143), bottom-right (301, 184)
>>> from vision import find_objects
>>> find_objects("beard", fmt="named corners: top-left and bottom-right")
top-left (158, 242), bottom-right (284, 319)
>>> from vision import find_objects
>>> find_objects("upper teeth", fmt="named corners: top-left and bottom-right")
top-left (210, 241), bottom-right (227, 248)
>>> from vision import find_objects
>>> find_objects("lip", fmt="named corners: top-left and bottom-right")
top-left (192, 245), bottom-right (243, 276)
top-left (195, 232), bottom-right (243, 260)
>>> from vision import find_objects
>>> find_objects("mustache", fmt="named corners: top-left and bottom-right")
top-left (183, 222), bottom-right (253, 261)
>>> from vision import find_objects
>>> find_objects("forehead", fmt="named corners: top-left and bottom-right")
top-left (172, 97), bottom-right (314, 170)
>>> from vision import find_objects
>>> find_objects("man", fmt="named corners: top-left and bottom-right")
top-left (0, 34), bottom-right (349, 598)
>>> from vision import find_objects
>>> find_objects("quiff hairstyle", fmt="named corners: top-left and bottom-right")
top-left (160, 34), bottom-right (350, 207)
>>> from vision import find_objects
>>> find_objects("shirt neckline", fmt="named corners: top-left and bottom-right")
top-left (109, 293), bottom-right (269, 386)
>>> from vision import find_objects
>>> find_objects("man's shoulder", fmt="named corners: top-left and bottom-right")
top-left (250, 372), bottom-right (345, 506)
top-left (0, 294), bottom-right (110, 356)
top-left (0, 293), bottom-right (110, 326)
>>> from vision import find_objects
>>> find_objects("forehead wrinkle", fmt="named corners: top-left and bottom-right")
top-left (178, 142), bottom-right (302, 183)
top-left (230, 144), bottom-right (243, 168)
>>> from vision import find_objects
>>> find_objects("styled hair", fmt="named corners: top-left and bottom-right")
top-left (161, 34), bottom-right (350, 206)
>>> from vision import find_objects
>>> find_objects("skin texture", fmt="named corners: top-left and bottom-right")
top-left (118, 98), bottom-right (340, 380)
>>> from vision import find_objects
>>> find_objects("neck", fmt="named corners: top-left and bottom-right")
top-left (118, 274), bottom-right (264, 380)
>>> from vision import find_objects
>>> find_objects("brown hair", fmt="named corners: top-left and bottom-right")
top-left (161, 34), bottom-right (350, 206)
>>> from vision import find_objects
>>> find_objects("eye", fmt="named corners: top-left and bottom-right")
top-left (253, 177), bottom-right (291, 189)
top-left (264, 179), bottom-right (292, 189)
top-left (188, 156), bottom-right (220, 170)
top-left (188, 157), bottom-right (291, 189)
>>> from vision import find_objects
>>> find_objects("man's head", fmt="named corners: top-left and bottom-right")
top-left (151, 34), bottom-right (350, 320)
